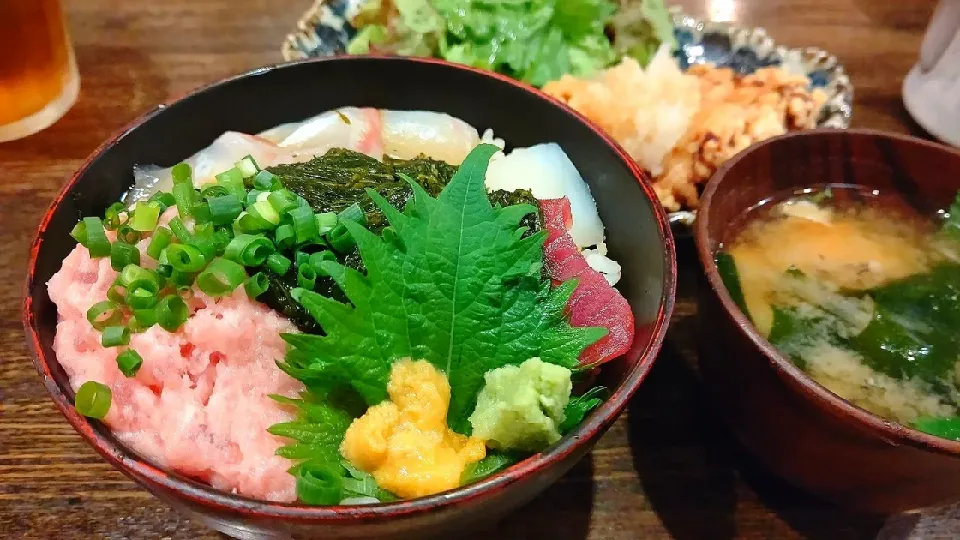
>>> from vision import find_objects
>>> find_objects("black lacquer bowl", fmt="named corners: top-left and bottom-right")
top-left (24, 56), bottom-right (676, 539)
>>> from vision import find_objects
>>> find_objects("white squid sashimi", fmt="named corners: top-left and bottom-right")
top-left (380, 110), bottom-right (482, 165)
top-left (485, 143), bottom-right (606, 249)
top-left (272, 107), bottom-right (384, 159)
top-left (127, 132), bottom-right (285, 205)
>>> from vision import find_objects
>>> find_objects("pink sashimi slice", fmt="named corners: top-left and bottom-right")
top-left (540, 198), bottom-right (634, 365)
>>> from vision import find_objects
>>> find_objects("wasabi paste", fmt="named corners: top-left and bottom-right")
top-left (468, 357), bottom-right (573, 452)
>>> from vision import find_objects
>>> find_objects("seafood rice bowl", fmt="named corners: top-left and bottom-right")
top-left (46, 106), bottom-right (637, 505)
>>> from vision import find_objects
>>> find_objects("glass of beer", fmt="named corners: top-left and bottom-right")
top-left (0, 0), bottom-right (80, 142)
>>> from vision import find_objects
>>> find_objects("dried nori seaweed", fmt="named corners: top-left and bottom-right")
top-left (256, 149), bottom-right (540, 332)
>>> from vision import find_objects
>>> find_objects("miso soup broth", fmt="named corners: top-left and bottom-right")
top-left (718, 185), bottom-right (960, 440)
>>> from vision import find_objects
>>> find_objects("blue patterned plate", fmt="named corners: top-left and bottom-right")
top-left (281, 1), bottom-right (854, 226)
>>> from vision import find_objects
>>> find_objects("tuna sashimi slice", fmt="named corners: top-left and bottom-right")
top-left (540, 198), bottom-right (634, 365)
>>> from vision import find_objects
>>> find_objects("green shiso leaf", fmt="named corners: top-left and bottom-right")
top-left (276, 144), bottom-right (604, 434)
top-left (459, 451), bottom-right (523, 485)
top-left (558, 386), bottom-right (606, 434)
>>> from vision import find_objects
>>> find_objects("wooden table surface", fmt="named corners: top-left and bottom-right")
top-left (0, 0), bottom-right (944, 538)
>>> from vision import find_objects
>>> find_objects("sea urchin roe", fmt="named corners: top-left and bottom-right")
top-left (340, 359), bottom-right (486, 499)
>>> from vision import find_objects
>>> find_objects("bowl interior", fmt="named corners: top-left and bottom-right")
top-left (696, 128), bottom-right (960, 452)
top-left (24, 57), bottom-right (676, 515)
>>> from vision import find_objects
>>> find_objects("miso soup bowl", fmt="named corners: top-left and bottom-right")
top-left (695, 129), bottom-right (960, 513)
top-left (23, 57), bottom-right (676, 539)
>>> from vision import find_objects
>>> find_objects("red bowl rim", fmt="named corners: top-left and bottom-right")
top-left (695, 127), bottom-right (960, 459)
top-left (23, 55), bottom-right (677, 522)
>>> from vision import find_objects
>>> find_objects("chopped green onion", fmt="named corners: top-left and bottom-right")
top-left (147, 227), bottom-right (173, 259)
top-left (235, 155), bottom-right (260, 178)
top-left (215, 167), bottom-right (245, 197)
top-left (309, 251), bottom-right (336, 276)
top-left (298, 264), bottom-right (317, 290)
top-left (127, 287), bottom-right (159, 310)
top-left (116, 350), bottom-right (143, 377)
top-left (169, 269), bottom-right (195, 287)
top-left (115, 224), bottom-right (140, 244)
top-left (110, 241), bottom-right (140, 271)
top-left (168, 217), bottom-right (192, 243)
top-left (236, 211), bottom-right (272, 233)
top-left (244, 272), bottom-right (269, 298)
top-left (101, 326), bottom-right (131, 348)
top-left (76, 217), bottom-right (111, 258)
top-left (286, 206), bottom-right (319, 245)
top-left (192, 201), bottom-right (212, 224)
top-left (266, 253), bottom-right (291, 276)
top-left (193, 222), bottom-right (214, 239)
top-left (119, 265), bottom-right (161, 306)
top-left (173, 182), bottom-right (196, 218)
top-left (130, 202), bottom-right (161, 232)
top-left (214, 227), bottom-right (234, 251)
top-left (295, 463), bottom-right (344, 506)
top-left (119, 265), bottom-right (159, 290)
top-left (191, 227), bottom-right (232, 261)
top-left (253, 170), bottom-right (281, 191)
top-left (196, 257), bottom-right (246, 297)
top-left (132, 307), bottom-right (157, 328)
top-left (328, 203), bottom-right (364, 253)
top-left (245, 189), bottom-right (264, 208)
top-left (166, 244), bottom-right (207, 273)
top-left (251, 200), bottom-right (280, 226)
top-left (190, 231), bottom-right (220, 260)
top-left (316, 212), bottom-right (337, 234)
top-left (70, 220), bottom-right (88, 244)
top-left (274, 224), bottom-right (296, 250)
top-left (295, 251), bottom-right (310, 269)
top-left (267, 189), bottom-right (298, 214)
top-left (149, 191), bottom-right (176, 212)
top-left (156, 295), bottom-right (189, 331)
top-left (156, 263), bottom-right (173, 279)
top-left (86, 301), bottom-right (122, 331)
top-left (208, 194), bottom-right (243, 225)
top-left (107, 281), bottom-right (126, 304)
top-left (104, 202), bottom-right (128, 230)
top-left (224, 234), bottom-right (274, 266)
top-left (75, 381), bottom-right (111, 419)
top-left (171, 162), bottom-right (192, 185)
top-left (201, 184), bottom-right (230, 199)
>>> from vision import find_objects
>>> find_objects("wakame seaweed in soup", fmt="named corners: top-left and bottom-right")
top-left (718, 186), bottom-right (960, 441)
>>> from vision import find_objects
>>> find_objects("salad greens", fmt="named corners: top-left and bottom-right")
top-left (609, 0), bottom-right (677, 67)
top-left (347, 0), bottom-right (675, 86)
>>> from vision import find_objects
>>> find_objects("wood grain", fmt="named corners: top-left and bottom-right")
top-left (0, 0), bottom-right (940, 537)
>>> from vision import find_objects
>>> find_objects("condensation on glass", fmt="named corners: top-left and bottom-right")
top-left (0, 0), bottom-right (79, 142)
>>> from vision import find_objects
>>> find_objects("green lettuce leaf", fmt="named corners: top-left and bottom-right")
top-left (347, 0), bottom-right (446, 56)
top-left (436, 0), bottom-right (618, 86)
top-left (611, 0), bottom-right (677, 66)
top-left (278, 144), bottom-right (605, 434)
